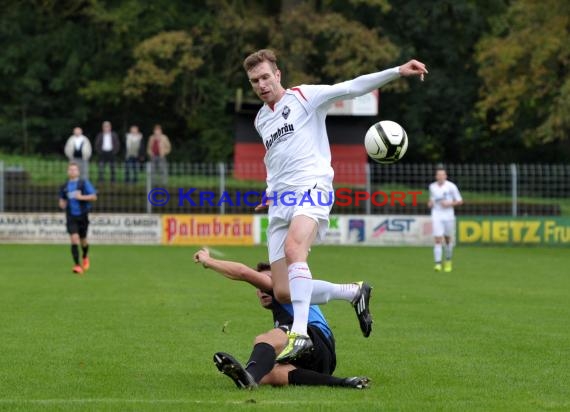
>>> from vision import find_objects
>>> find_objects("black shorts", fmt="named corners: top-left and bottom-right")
top-left (66, 214), bottom-right (89, 238)
top-left (279, 325), bottom-right (337, 375)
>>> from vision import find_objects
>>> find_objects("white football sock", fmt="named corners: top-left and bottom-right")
top-left (434, 244), bottom-right (442, 263)
top-left (288, 262), bottom-right (313, 336)
top-left (310, 280), bottom-right (359, 304)
top-left (445, 243), bottom-right (453, 260)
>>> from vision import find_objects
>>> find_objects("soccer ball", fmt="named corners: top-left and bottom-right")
top-left (364, 120), bottom-right (408, 164)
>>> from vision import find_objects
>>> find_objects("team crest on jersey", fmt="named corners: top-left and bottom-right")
top-left (282, 105), bottom-right (290, 119)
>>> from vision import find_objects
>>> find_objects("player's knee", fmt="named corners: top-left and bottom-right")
top-left (253, 334), bottom-right (264, 346)
top-left (283, 240), bottom-right (301, 261)
top-left (253, 332), bottom-right (271, 346)
top-left (253, 332), bottom-right (285, 355)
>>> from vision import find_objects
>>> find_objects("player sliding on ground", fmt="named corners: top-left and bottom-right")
top-left (194, 248), bottom-right (370, 390)
top-left (244, 49), bottom-right (428, 361)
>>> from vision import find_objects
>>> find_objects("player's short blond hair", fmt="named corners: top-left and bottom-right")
top-left (243, 49), bottom-right (278, 72)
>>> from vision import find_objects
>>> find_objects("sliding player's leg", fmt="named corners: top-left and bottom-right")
top-left (214, 328), bottom-right (287, 389)
top-left (285, 325), bottom-right (369, 388)
top-left (287, 368), bottom-right (370, 389)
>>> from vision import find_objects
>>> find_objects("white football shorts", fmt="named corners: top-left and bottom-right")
top-left (432, 218), bottom-right (456, 238)
top-left (267, 187), bottom-right (333, 263)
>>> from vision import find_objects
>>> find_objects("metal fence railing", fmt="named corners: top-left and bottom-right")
top-left (0, 160), bottom-right (568, 216)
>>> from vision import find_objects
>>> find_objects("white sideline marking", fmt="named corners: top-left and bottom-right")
top-left (0, 399), bottom-right (374, 405)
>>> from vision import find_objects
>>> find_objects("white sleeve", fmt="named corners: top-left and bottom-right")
top-left (302, 67), bottom-right (401, 109)
top-left (64, 138), bottom-right (73, 159)
top-left (83, 139), bottom-right (92, 159)
top-left (452, 184), bottom-right (463, 201)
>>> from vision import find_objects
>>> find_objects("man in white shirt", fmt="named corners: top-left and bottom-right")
top-left (95, 121), bottom-right (120, 183)
top-left (64, 127), bottom-right (92, 179)
top-left (428, 167), bottom-right (463, 272)
top-left (243, 49), bottom-right (427, 361)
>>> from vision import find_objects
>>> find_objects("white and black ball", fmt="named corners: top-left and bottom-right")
top-left (364, 120), bottom-right (408, 164)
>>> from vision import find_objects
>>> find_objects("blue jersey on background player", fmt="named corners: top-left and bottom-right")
top-left (58, 162), bottom-right (97, 275)
top-left (60, 178), bottom-right (96, 217)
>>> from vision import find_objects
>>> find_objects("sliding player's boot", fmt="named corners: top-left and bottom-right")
top-left (341, 376), bottom-right (370, 389)
top-left (213, 352), bottom-right (257, 389)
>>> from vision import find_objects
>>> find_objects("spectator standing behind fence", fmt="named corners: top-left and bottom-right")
top-left (95, 121), bottom-right (120, 183)
top-left (58, 162), bottom-right (97, 275)
top-left (64, 127), bottom-right (92, 179)
top-left (124, 125), bottom-right (145, 184)
top-left (147, 124), bottom-right (171, 186)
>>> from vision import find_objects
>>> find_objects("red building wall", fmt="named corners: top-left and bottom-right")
top-left (233, 142), bottom-right (367, 185)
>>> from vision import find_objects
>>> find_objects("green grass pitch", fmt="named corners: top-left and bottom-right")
top-left (0, 245), bottom-right (569, 411)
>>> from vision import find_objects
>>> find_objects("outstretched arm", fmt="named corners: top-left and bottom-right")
top-left (307, 59), bottom-right (428, 108)
top-left (194, 249), bottom-right (273, 291)
top-left (347, 59), bottom-right (428, 97)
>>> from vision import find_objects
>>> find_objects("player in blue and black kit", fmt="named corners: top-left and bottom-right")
top-left (194, 248), bottom-right (370, 390)
top-left (58, 162), bottom-right (97, 274)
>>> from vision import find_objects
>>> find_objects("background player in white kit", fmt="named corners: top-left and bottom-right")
top-left (428, 167), bottom-right (464, 272)
top-left (243, 49), bottom-right (428, 361)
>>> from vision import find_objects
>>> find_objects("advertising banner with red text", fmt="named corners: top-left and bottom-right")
top-left (162, 214), bottom-right (254, 245)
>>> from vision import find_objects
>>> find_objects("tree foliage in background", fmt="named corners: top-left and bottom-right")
top-left (0, 1), bottom-right (93, 154)
top-left (372, 0), bottom-right (512, 162)
top-left (476, 0), bottom-right (569, 146)
top-left (124, 31), bottom-right (203, 115)
top-left (270, 1), bottom-right (399, 87)
top-left (0, 0), bottom-right (568, 162)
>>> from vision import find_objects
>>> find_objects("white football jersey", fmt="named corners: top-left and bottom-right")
top-left (429, 180), bottom-right (463, 220)
top-left (254, 68), bottom-right (401, 194)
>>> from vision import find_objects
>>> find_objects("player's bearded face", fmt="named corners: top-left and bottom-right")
top-left (248, 61), bottom-right (282, 105)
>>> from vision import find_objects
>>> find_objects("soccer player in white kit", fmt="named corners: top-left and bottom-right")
top-left (244, 49), bottom-right (428, 361)
top-left (428, 168), bottom-right (463, 272)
